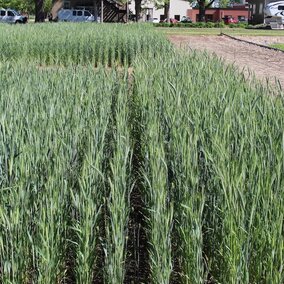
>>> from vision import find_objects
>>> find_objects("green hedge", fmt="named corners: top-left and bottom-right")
top-left (154, 22), bottom-right (248, 28)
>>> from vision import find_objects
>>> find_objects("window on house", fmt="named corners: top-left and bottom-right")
top-left (206, 15), bottom-right (213, 21)
top-left (238, 16), bottom-right (246, 21)
top-left (174, 15), bottom-right (180, 21)
top-left (64, 1), bottom-right (70, 9)
top-left (259, 3), bottom-right (263, 14)
top-left (160, 15), bottom-right (165, 21)
top-left (252, 4), bottom-right (256, 14)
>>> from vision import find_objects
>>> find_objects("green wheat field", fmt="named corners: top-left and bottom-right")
top-left (0, 23), bottom-right (283, 284)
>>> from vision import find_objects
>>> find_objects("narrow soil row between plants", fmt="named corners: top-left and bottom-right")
top-left (124, 184), bottom-right (150, 283)
top-left (124, 76), bottom-right (150, 283)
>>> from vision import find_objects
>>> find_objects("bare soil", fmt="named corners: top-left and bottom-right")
top-left (168, 35), bottom-right (284, 88)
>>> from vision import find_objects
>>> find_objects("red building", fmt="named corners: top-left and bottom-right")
top-left (187, 6), bottom-right (249, 22)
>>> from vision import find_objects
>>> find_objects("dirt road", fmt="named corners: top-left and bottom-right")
top-left (168, 35), bottom-right (284, 88)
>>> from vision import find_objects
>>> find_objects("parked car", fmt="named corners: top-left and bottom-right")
top-left (0, 8), bottom-right (28, 24)
top-left (162, 18), bottom-right (178, 23)
top-left (180, 16), bottom-right (192, 23)
top-left (57, 9), bottom-right (95, 22)
top-left (223, 16), bottom-right (238, 24)
top-left (238, 16), bottom-right (247, 23)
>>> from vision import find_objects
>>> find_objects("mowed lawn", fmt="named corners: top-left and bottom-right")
top-left (271, 43), bottom-right (284, 50)
top-left (157, 27), bottom-right (284, 36)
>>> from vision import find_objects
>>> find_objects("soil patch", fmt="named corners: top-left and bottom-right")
top-left (234, 35), bottom-right (284, 46)
top-left (168, 35), bottom-right (284, 88)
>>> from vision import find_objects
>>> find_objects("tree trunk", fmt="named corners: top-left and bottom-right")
top-left (135, 0), bottom-right (142, 22)
top-left (35, 0), bottom-right (45, 22)
top-left (198, 0), bottom-right (206, 22)
top-left (164, 2), bottom-right (170, 23)
top-left (51, 0), bottom-right (63, 21)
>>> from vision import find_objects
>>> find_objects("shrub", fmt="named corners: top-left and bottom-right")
top-left (196, 22), bottom-right (206, 28)
top-left (215, 21), bottom-right (225, 28)
top-left (205, 22), bottom-right (215, 28)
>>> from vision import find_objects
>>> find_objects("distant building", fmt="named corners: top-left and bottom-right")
top-left (51, 0), bottom-right (249, 23)
top-left (187, 5), bottom-right (249, 22)
top-left (52, 0), bottom-right (192, 22)
top-left (128, 0), bottom-right (192, 22)
top-left (51, 0), bottom-right (127, 22)
top-left (247, 0), bottom-right (269, 24)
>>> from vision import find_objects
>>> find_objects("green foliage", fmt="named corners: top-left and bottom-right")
top-left (195, 21), bottom-right (207, 27)
top-left (218, 0), bottom-right (230, 8)
top-left (0, 23), bottom-right (170, 66)
top-left (154, 21), bottom-right (229, 28)
top-left (0, 23), bottom-right (283, 284)
top-left (228, 22), bottom-right (248, 28)
top-left (0, 0), bottom-right (52, 13)
top-left (0, 0), bottom-right (32, 11)
top-left (215, 20), bottom-right (225, 27)
top-left (270, 43), bottom-right (284, 50)
top-left (205, 21), bottom-right (215, 28)
top-left (134, 49), bottom-right (284, 283)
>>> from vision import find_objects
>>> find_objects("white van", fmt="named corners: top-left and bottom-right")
top-left (57, 9), bottom-right (95, 22)
top-left (0, 8), bottom-right (27, 24)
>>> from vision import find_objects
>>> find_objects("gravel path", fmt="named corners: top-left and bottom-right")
top-left (168, 35), bottom-right (284, 88)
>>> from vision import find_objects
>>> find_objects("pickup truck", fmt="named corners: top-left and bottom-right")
top-left (0, 9), bottom-right (28, 24)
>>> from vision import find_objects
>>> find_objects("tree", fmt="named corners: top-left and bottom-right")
top-left (35, 0), bottom-right (53, 22)
top-left (218, 0), bottom-right (229, 7)
top-left (0, 0), bottom-right (35, 13)
top-left (196, 0), bottom-right (215, 22)
top-left (35, 0), bottom-right (45, 22)
top-left (153, 0), bottom-right (170, 22)
top-left (164, 0), bottom-right (170, 22)
top-left (0, 0), bottom-right (52, 21)
top-left (135, 0), bottom-right (142, 21)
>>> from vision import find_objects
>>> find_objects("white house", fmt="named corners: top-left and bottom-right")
top-left (52, 0), bottom-right (191, 22)
top-left (129, 0), bottom-right (192, 21)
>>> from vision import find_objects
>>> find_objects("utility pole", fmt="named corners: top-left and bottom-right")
top-left (126, 0), bottom-right (129, 22)
top-left (94, 0), bottom-right (98, 22)
top-left (101, 0), bottom-right (104, 23)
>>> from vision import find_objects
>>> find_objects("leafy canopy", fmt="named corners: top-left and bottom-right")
top-left (0, 0), bottom-right (52, 13)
